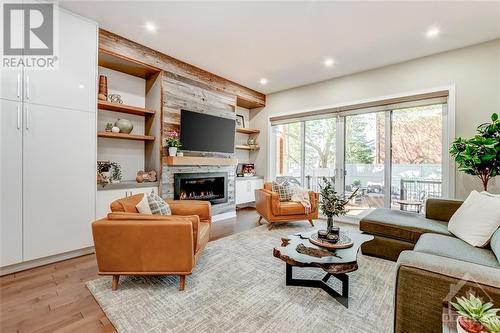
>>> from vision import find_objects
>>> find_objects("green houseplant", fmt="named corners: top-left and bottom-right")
top-left (450, 113), bottom-right (500, 191)
top-left (319, 177), bottom-right (358, 232)
top-left (451, 293), bottom-right (499, 333)
top-left (110, 162), bottom-right (122, 183)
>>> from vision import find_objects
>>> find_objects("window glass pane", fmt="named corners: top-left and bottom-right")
top-left (304, 118), bottom-right (336, 192)
top-left (272, 123), bottom-right (302, 183)
top-left (391, 104), bottom-right (443, 212)
top-left (344, 112), bottom-right (385, 214)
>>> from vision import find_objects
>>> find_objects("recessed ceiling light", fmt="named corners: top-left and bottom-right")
top-left (144, 22), bottom-right (157, 33)
top-left (426, 27), bottom-right (440, 38)
top-left (259, 78), bottom-right (268, 85)
top-left (323, 58), bottom-right (335, 67)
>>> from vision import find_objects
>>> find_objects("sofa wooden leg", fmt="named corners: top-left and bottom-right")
top-left (257, 216), bottom-right (263, 224)
top-left (308, 219), bottom-right (314, 227)
top-left (179, 275), bottom-right (186, 291)
top-left (111, 275), bottom-right (120, 291)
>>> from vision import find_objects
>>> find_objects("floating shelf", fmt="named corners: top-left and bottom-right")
top-left (236, 95), bottom-right (265, 109)
top-left (98, 100), bottom-right (155, 116)
top-left (163, 156), bottom-right (238, 166)
top-left (236, 127), bottom-right (260, 134)
top-left (235, 145), bottom-right (260, 151)
top-left (98, 131), bottom-right (155, 141)
top-left (98, 48), bottom-right (161, 79)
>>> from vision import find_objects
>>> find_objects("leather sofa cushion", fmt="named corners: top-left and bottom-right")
top-left (360, 208), bottom-right (451, 243)
top-left (110, 194), bottom-right (143, 213)
top-left (414, 233), bottom-right (500, 268)
top-left (278, 201), bottom-right (306, 216)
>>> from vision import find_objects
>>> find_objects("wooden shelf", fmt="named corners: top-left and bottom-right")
top-left (236, 95), bottom-right (265, 109)
top-left (235, 145), bottom-right (260, 151)
top-left (98, 100), bottom-right (155, 116)
top-left (164, 156), bottom-right (238, 166)
top-left (98, 49), bottom-right (161, 79)
top-left (98, 132), bottom-right (155, 141)
top-left (236, 127), bottom-right (260, 134)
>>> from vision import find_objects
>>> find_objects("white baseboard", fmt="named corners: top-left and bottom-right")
top-left (212, 210), bottom-right (237, 222)
top-left (0, 247), bottom-right (95, 276)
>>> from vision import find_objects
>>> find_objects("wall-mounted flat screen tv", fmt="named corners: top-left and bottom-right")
top-left (180, 110), bottom-right (235, 154)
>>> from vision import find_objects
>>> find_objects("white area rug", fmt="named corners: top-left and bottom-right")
top-left (87, 221), bottom-right (395, 333)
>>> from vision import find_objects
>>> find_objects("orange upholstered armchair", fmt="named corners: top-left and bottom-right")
top-left (254, 182), bottom-right (319, 230)
top-left (91, 194), bottom-right (211, 291)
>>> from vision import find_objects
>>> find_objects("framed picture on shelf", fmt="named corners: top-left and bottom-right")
top-left (237, 163), bottom-right (255, 177)
top-left (236, 115), bottom-right (245, 128)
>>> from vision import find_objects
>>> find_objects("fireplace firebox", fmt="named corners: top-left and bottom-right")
top-left (174, 173), bottom-right (228, 205)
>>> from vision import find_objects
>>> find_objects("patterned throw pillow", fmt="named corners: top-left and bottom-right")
top-left (272, 180), bottom-right (293, 202)
top-left (146, 192), bottom-right (171, 215)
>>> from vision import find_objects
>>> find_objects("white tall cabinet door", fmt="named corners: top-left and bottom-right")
top-left (0, 99), bottom-right (23, 266)
top-left (0, 3), bottom-right (23, 102)
top-left (23, 104), bottom-right (96, 260)
top-left (24, 10), bottom-right (97, 112)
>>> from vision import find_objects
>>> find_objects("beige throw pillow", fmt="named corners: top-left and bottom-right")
top-left (448, 190), bottom-right (500, 247)
top-left (136, 193), bottom-right (152, 215)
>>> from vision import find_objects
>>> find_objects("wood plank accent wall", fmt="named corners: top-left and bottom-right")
top-left (99, 30), bottom-right (265, 107)
top-left (99, 29), bottom-right (266, 155)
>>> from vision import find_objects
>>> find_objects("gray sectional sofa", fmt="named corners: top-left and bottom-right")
top-left (359, 199), bottom-right (500, 333)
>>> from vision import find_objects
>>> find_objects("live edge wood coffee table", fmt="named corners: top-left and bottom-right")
top-left (273, 231), bottom-right (373, 308)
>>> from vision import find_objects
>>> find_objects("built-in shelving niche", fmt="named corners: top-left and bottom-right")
top-left (97, 49), bottom-right (162, 186)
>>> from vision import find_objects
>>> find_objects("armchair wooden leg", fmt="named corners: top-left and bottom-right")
top-left (257, 216), bottom-right (263, 224)
top-left (111, 275), bottom-right (120, 291)
top-left (308, 219), bottom-right (314, 227)
top-left (267, 222), bottom-right (273, 230)
top-left (179, 275), bottom-right (186, 291)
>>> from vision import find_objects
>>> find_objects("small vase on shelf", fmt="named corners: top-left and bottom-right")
top-left (168, 147), bottom-right (178, 156)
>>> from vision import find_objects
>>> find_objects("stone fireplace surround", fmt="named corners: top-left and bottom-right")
top-left (162, 164), bottom-right (236, 217)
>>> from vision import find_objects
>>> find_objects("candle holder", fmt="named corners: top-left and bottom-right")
top-left (327, 226), bottom-right (340, 243)
top-left (318, 230), bottom-right (328, 239)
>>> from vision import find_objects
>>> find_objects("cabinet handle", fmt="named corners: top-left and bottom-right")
top-left (17, 72), bottom-right (21, 98)
top-left (26, 75), bottom-right (30, 100)
top-left (17, 104), bottom-right (21, 129)
top-left (25, 105), bottom-right (29, 130)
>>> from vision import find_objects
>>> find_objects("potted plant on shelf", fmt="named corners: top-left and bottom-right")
top-left (451, 293), bottom-right (499, 333)
top-left (105, 122), bottom-right (113, 132)
top-left (318, 177), bottom-right (358, 233)
top-left (164, 130), bottom-right (182, 157)
top-left (450, 113), bottom-right (499, 191)
top-left (110, 162), bottom-right (122, 183)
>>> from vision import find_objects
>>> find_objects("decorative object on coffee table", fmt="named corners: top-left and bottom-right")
top-left (273, 230), bottom-right (373, 308)
top-left (115, 118), bottom-right (134, 134)
top-left (98, 75), bottom-right (108, 101)
top-left (450, 112), bottom-right (499, 191)
top-left (309, 231), bottom-right (353, 250)
top-left (164, 130), bottom-right (182, 156)
top-left (319, 177), bottom-right (358, 236)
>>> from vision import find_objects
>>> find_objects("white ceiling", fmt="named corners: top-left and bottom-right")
top-left (61, 1), bottom-right (500, 94)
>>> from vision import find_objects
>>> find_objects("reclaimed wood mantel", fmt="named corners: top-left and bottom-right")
top-left (163, 156), bottom-right (238, 166)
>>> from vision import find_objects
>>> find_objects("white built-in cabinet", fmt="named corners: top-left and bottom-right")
top-left (0, 9), bottom-right (97, 269)
top-left (235, 178), bottom-right (264, 205)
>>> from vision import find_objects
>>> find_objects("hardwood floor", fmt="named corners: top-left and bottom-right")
top-left (0, 208), bottom-right (261, 333)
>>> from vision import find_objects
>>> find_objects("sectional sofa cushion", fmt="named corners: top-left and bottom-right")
top-left (491, 228), bottom-right (500, 264)
top-left (448, 190), bottom-right (500, 247)
top-left (414, 233), bottom-right (500, 268)
top-left (360, 208), bottom-right (451, 243)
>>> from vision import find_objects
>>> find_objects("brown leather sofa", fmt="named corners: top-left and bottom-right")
top-left (254, 182), bottom-right (319, 229)
top-left (92, 194), bottom-right (211, 291)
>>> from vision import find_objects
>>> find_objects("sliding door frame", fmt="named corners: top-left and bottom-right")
top-left (268, 85), bottom-right (456, 198)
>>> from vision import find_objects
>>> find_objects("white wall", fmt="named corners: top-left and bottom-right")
top-left (250, 39), bottom-right (500, 198)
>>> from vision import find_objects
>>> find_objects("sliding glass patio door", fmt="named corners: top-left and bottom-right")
top-left (270, 100), bottom-right (448, 215)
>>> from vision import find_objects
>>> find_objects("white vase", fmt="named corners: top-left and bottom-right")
top-left (168, 147), bottom-right (178, 156)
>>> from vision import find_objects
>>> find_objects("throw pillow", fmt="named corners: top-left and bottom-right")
top-left (272, 180), bottom-right (293, 202)
top-left (448, 190), bottom-right (500, 247)
top-left (147, 192), bottom-right (171, 215)
top-left (135, 193), bottom-right (152, 214)
top-left (491, 227), bottom-right (500, 264)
